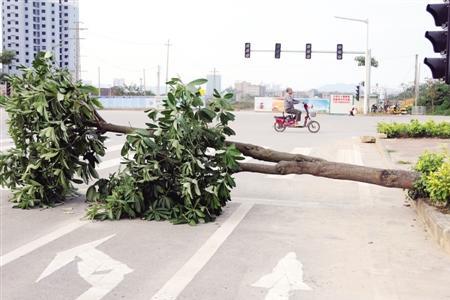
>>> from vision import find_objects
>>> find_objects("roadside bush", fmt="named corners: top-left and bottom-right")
top-left (409, 151), bottom-right (449, 207)
top-left (426, 163), bottom-right (450, 207)
top-left (377, 119), bottom-right (450, 138)
top-left (86, 79), bottom-right (242, 224)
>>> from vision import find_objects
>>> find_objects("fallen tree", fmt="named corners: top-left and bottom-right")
top-left (0, 53), bottom-right (422, 224)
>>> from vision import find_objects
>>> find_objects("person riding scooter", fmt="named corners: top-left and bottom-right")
top-left (284, 87), bottom-right (309, 127)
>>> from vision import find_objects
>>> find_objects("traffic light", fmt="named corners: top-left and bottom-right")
top-left (305, 43), bottom-right (312, 59)
top-left (275, 43), bottom-right (281, 59)
top-left (424, 3), bottom-right (450, 83)
top-left (245, 43), bottom-right (251, 58)
top-left (336, 44), bottom-right (343, 60)
top-left (355, 85), bottom-right (360, 101)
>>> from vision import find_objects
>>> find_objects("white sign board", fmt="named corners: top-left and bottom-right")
top-left (329, 94), bottom-right (353, 115)
top-left (254, 97), bottom-right (274, 112)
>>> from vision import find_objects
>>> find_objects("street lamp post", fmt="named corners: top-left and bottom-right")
top-left (335, 16), bottom-right (371, 115)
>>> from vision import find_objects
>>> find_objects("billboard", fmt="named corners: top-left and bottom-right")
top-left (329, 94), bottom-right (354, 114)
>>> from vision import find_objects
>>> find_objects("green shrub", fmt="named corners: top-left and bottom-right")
top-left (377, 119), bottom-right (450, 138)
top-left (409, 151), bottom-right (447, 204)
top-left (86, 79), bottom-right (241, 224)
top-left (426, 163), bottom-right (450, 206)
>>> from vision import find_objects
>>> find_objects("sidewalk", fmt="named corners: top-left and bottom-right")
top-left (378, 137), bottom-right (450, 255)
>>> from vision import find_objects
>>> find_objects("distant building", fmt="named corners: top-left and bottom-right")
top-left (206, 74), bottom-right (221, 96)
top-left (2, 0), bottom-right (79, 78)
top-left (113, 78), bottom-right (125, 87)
top-left (234, 81), bottom-right (266, 101)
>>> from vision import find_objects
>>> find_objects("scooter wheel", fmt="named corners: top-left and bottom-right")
top-left (274, 122), bottom-right (286, 132)
top-left (307, 121), bottom-right (320, 133)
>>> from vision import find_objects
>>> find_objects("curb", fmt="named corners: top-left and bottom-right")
top-left (377, 137), bottom-right (450, 256)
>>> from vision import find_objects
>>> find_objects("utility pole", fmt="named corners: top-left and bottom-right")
top-left (165, 39), bottom-right (172, 94)
top-left (143, 69), bottom-right (146, 96)
top-left (71, 21), bottom-right (87, 81)
top-left (211, 68), bottom-right (218, 94)
top-left (414, 54), bottom-right (420, 107)
top-left (157, 65), bottom-right (161, 96)
top-left (97, 67), bottom-right (101, 96)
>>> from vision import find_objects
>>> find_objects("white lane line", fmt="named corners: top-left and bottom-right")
top-left (0, 220), bottom-right (88, 267)
top-left (150, 202), bottom-right (254, 300)
top-left (267, 147), bottom-right (312, 180)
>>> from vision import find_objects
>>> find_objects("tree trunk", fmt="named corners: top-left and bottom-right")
top-left (93, 119), bottom-right (420, 190)
top-left (238, 161), bottom-right (419, 190)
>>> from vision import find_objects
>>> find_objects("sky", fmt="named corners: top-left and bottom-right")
top-left (78, 0), bottom-right (436, 91)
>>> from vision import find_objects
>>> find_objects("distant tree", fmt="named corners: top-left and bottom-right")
top-left (111, 84), bottom-right (155, 96)
top-left (354, 56), bottom-right (379, 68)
top-left (0, 50), bottom-right (16, 81)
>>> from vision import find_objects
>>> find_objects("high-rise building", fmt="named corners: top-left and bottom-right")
top-left (206, 73), bottom-right (221, 96)
top-left (2, 0), bottom-right (79, 79)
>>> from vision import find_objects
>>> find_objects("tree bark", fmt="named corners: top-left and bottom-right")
top-left (92, 118), bottom-right (420, 190)
top-left (238, 161), bottom-right (420, 190)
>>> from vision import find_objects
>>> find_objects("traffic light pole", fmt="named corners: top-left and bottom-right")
top-left (364, 49), bottom-right (371, 115)
top-left (251, 49), bottom-right (365, 55)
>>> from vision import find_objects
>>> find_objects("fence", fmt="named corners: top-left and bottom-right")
top-left (99, 96), bottom-right (162, 109)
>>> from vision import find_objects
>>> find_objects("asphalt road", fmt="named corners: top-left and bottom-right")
top-left (1, 110), bottom-right (450, 300)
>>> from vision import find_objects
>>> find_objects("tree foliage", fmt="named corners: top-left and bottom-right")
top-left (0, 52), bottom-right (106, 208)
top-left (354, 56), bottom-right (379, 68)
top-left (86, 80), bottom-right (241, 224)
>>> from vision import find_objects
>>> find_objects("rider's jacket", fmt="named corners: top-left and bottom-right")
top-left (284, 95), bottom-right (299, 111)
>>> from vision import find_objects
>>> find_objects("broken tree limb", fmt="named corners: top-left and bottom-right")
top-left (228, 141), bottom-right (324, 163)
top-left (238, 161), bottom-right (420, 190)
top-left (92, 117), bottom-right (420, 190)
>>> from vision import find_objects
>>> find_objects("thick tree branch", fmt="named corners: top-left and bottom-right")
top-left (238, 161), bottom-right (420, 190)
top-left (228, 141), bottom-right (324, 163)
top-left (91, 116), bottom-right (420, 190)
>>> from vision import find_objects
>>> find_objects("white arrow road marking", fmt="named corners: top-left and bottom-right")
top-left (267, 148), bottom-right (312, 180)
top-left (36, 234), bottom-right (133, 300)
top-left (252, 252), bottom-right (311, 300)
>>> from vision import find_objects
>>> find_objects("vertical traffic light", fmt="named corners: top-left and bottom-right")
top-left (424, 3), bottom-right (450, 83)
top-left (305, 43), bottom-right (312, 59)
top-left (355, 85), bottom-right (360, 101)
top-left (336, 44), bottom-right (343, 60)
top-left (275, 43), bottom-right (281, 59)
top-left (245, 43), bottom-right (251, 58)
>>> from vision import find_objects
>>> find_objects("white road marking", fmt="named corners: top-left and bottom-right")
top-left (252, 252), bottom-right (311, 300)
top-left (267, 147), bottom-right (312, 180)
top-left (37, 235), bottom-right (133, 300)
top-left (150, 202), bottom-right (254, 300)
top-left (0, 220), bottom-right (88, 267)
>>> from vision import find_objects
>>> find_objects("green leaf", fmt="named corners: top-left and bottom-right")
top-left (188, 79), bottom-right (208, 86)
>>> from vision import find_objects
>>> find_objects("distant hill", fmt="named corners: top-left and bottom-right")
top-left (317, 83), bottom-right (356, 93)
